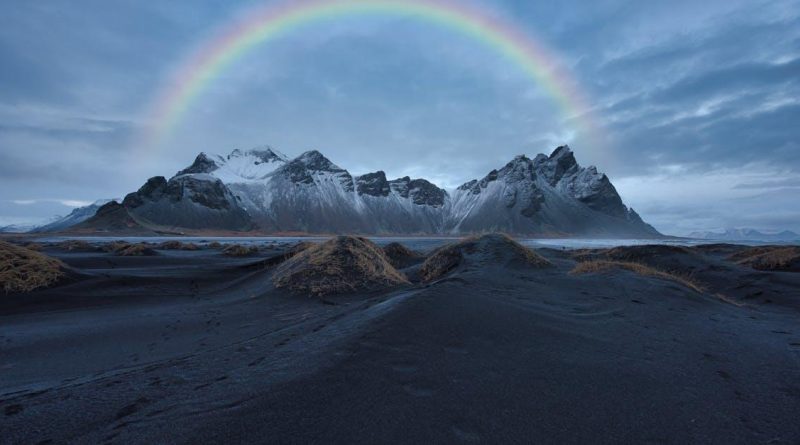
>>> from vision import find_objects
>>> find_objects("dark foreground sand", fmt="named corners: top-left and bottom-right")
top-left (1, 241), bottom-right (799, 444)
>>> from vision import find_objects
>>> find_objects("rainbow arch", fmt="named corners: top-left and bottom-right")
top-left (142, 0), bottom-right (600, 150)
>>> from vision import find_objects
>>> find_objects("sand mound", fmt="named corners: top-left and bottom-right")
top-left (0, 241), bottom-right (66, 293)
top-left (273, 236), bottom-right (408, 296)
top-left (55, 240), bottom-right (99, 252)
top-left (116, 243), bottom-right (158, 256)
top-left (382, 242), bottom-right (423, 269)
top-left (420, 233), bottom-right (550, 282)
top-left (223, 244), bottom-right (259, 257)
top-left (284, 241), bottom-right (315, 259)
top-left (729, 246), bottom-right (800, 272)
top-left (570, 260), bottom-right (703, 292)
top-left (604, 245), bottom-right (694, 261)
top-left (691, 243), bottom-right (741, 254)
top-left (100, 241), bottom-right (157, 256)
top-left (156, 240), bottom-right (200, 251)
top-left (575, 244), bottom-right (705, 273)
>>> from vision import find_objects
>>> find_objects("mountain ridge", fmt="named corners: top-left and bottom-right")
top-left (70, 145), bottom-right (661, 237)
top-left (688, 228), bottom-right (799, 241)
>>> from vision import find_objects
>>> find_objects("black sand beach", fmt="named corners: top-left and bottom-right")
top-left (2, 239), bottom-right (799, 443)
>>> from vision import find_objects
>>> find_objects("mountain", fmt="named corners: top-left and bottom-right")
top-left (445, 147), bottom-right (656, 236)
top-left (83, 145), bottom-right (660, 237)
top-left (31, 199), bottom-right (115, 233)
top-left (69, 201), bottom-right (158, 235)
top-left (176, 146), bottom-right (288, 182)
top-left (688, 228), bottom-right (800, 241)
top-left (120, 174), bottom-right (253, 231)
top-left (0, 223), bottom-right (43, 233)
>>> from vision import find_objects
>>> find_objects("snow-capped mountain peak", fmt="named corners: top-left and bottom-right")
top-left (227, 145), bottom-right (288, 164)
top-left (177, 146), bottom-right (289, 183)
top-left (292, 150), bottom-right (344, 172)
top-left (106, 144), bottom-right (662, 236)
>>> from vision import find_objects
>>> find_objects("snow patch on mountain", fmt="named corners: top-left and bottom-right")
top-left (96, 144), bottom-right (662, 237)
top-left (177, 146), bottom-right (289, 183)
top-left (31, 199), bottom-right (117, 232)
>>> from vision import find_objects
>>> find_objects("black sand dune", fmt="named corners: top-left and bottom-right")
top-left (1, 236), bottom-right (799, 444)
top-left (420, 233), bottom-right (550, 282)
top-left (273, 236), bottom-right (409, 296)
top-left (382, 242), bottom-right (424, 269)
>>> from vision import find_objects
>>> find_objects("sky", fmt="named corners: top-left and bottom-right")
top-left (0, 0), bottom-right (798, 235)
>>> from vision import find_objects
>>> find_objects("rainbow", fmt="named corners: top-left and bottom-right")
top-left (142, 0), bottom-right (600, 150)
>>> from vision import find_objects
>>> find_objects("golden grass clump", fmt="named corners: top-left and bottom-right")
top-left (156, 240), bottom-right (200, 250)
top-left (382, 242), bottom-right (422, 269)
top-left (207, 241), bottom-right (223, 249)
top-left (0, 240), bottom-right (66, 293)
top-left (115, 243), bottom-right (157, 256)
top-left (55, 240), bottom-right (97, 252)
top-left (223, 244), bottom-right (259, 257)
top-left (102, 240), bottom-right (133, 253)
top-left (419, 247), bottom-right (463, 282)
top-left (729, 246), bottom-right (800, 271)
top-left (24, 242), bottom-right (43, 251)
top-left (283, 241), bottom-right (315, 260)
top-left (570, 260), bottom-right (703, 293)
top-left (419, 233), bottom-right (550, 282)
top-left (273, 236), bottom-right (409, 296)
top-left (99, 240), bottom-right (156, 256)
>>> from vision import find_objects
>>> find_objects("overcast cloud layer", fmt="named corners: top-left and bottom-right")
top-left (1, 0), bottom-right (798, 235)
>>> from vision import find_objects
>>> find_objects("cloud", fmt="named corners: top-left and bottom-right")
top-left (733, 177), bottom-right (800, 190)
top-left (615, 163), bottom-right (800, 234)
top-left (10, 199), bottom-right (92, 207)
top-left (0, 0), bottom-right (798, 233)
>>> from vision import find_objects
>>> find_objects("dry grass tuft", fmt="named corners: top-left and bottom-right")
top-left (273, 236), bottom-right (408, 296)
top-left (0, 240), bottom-right (66, 293)
top-left (115, 243), bottom-right (157, 256)
top-left (382, 242), bottom-right (422, 268)
top-left (156, 240), bottom-right (200, 251)
top-left (283, 241), bottom-right (315, 259)
top-left (223, 244), bottom-right (259, 257)
top-left (419, 247), bottom-right (463, 282)
top-left (102, 241), bottom-right (133, 253)
top-left (570, 260), bottom-right (703, 293)
top-left (420, 233), bottom-right (550, 282)
top-left (55, 240), bottom-right (98, 252)
top-left (99, 241), bottom-right (156, 256)
top-left (207, 241), bottom-right (223, 250)
top-left (728, 246), bottom-right (800, 272)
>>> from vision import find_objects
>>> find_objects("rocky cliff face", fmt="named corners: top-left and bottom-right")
top-left (121, 174), bottom-right (252, 231)
top-left (95, 145), bottom-right (660, 237)
top-left (446, 146), bottom-right (658, 236)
